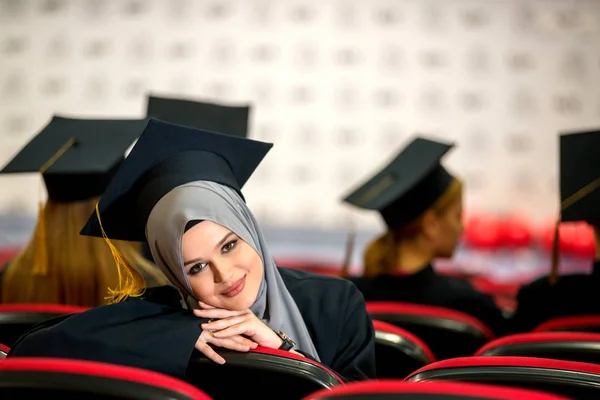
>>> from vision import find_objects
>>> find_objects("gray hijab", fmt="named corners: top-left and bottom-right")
top-left (145, 180), bottom-right (320, 361)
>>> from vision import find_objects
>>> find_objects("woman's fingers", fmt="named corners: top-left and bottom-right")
top-left (205, 332), bottom-right (257, 352)
top-left (213, 322), bottom-right (256, 338)
top-left (198, 301), bottom-right (215, 309)
top-left (195, 337), bottom-right (226, 365)
top-left (194, 307), bottom-right (246, 319)
top-left (229, 334), bottom-right (259, 349)
top-left (201, 315), bottom-right (247, 331)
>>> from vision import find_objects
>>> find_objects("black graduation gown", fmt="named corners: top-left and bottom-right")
top-left (348, 264), bottom-right (509, 336)
top-left (8, 267), bottom-right (376, 382)
top-left (510, 261), bottom-right (600, 333)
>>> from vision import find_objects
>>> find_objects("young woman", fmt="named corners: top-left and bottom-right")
top-left (341, 137), bottom-right (507, 336)
top-left (0, 116), bottom-right (167, 306)
top-left (8, 119), bottom-right (376, 382)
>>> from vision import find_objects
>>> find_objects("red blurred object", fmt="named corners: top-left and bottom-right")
top-left (276, 260), bottom-right (341, 277)
top-left (540, 222), bottom-right (596, 258)
top-left (463, 215), bottom-right (501, 249)
top-left (497, 216), bottom-right (533, 248)
top-left (0, 248), bottom-right (19, 268)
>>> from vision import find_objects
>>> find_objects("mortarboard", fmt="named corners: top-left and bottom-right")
top-left (80, 118), bottom-right (272, 243)
top-left (559, 129), bottom-right (600, 223)
top-left (1, 116), bottom-right (147, 202)
top-left (342, 137), bottom-right (455, 228)
top-left (145, 94), bottom-right (250, 138)
top-left (549, 128), bottom-right (600, 284)
top-left (142, 95), bottom-right (252, 261)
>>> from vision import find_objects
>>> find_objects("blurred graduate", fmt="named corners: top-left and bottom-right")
top-left (341, 136), bottom-right (507, 336)
top-left (0, 116), bottom-right (168, 306)
top-left (512, 128), bottom-right (600, 332)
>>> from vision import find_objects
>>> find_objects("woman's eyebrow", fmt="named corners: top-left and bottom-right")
top-left (215, 232), bottom-right (235, 249)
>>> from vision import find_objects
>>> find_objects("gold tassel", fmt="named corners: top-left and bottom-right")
top-left (31, 201), bottom-right (48, 276)
top-left (95, 203), bottom-right (145, 303)
top-left (549, 220), bottom-right (560, 285)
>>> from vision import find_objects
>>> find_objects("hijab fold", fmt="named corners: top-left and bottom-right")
top-left (145, 181), bottom-right (320, 361)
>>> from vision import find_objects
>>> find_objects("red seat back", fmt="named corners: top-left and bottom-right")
top-left (372, 320), bottom-right (434, 378)
top-left (304, 380), bottom-right (571, 400)
top-left (535, 315), bottom-right (600, 333)
top-left (406, 356), bottom-right (600, 399)
top-left (186, 346), bottom-right (343, 398)
top-left (367, 301), bottom-right (494, 360)
top-left (0, 304), bottom-right (88, 347)
top-left (475, 332), bottom-right (600, 364)
top-left (0, 357), bottom-right (211, 399)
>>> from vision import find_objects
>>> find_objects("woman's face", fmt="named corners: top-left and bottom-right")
top-left (432, 192), bottom-right (464, 259)
top-left (181, 220), bottom-right (264, 311)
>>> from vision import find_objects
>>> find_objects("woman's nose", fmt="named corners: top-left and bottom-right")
top-left (211, 261), bottom-right (234, 284)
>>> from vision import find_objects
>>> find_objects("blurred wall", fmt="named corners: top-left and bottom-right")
top-left (1, 0), bottom-right (600, 247)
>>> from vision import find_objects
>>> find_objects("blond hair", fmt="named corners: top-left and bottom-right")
top-left (362, 179), bottom-right (463, 278)
top-left (1, 198), bottom-right (166, 307)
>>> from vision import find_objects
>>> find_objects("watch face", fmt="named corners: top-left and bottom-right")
top-left (278, 331), bottom-right (295, 345)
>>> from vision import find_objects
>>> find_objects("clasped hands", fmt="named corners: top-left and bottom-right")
top-left (193, 301), bottom-right (285, 364)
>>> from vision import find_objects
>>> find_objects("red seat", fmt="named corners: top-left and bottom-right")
top-left (0, 304), bottom-right (88, 347)
top-left (0, 343), bottom-right (9, 359)
top-left (366, 301), bottom-right (494, 360)
top-left (535, 315), bottom-right (600, 333)
top-left (406, 356), bottom-right (600, 399)
top-left (186, 346), bottom-right (343, 398)
top-left (304, 380), bottom-right (570, 400)
top-left (372, 320), bottom-right (435, 378)
top-left (0, 357), bottom-right (212, 399)
top-left (475, 332), bottom-right (600, 364)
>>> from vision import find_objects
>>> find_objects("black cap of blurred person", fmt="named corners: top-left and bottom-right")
top-left (145, 94), bottom-right (250, 138)
top-left (342, 136), bottom-right (456, 228)
top-left (1, 116), bottom-right (147, 202)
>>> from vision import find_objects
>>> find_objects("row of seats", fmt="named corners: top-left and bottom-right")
top-left (0, 356), bottom-right (579, 399)
top-left (3, 303), bottom-right (600, 398)
top-left (2, 350), bottom-right (600, 399)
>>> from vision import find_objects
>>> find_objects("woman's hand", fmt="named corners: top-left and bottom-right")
top-left (194, 301), bottom-right (284, 349)
top-left (195, 330), bottom-right (258, 365)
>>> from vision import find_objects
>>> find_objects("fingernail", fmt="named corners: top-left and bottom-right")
top-left (219, 359), bottom-right (226, 365)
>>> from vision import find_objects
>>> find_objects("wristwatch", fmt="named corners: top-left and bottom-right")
top-left (275, 330), bottom-right (296, 351)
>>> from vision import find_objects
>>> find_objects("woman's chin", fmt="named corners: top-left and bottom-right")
top-left (222, 295), bottom-right (254, 311)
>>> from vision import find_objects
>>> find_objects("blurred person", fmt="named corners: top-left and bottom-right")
top-left (8, 119), bottom-right (376, 382)
top-left (512, 129), bottom-right (600, 332)
top-left (341, 137), bottom-right (507, 336)
top-left (0, 116), bottom-right (168, 307)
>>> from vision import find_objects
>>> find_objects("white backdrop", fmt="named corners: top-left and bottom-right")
top-left (1, 0), bottom-right (600, 238)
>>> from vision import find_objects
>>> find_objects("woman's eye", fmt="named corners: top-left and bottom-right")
top-left (222, 239), bottom-right (238, 253)
top-left (189, 263), bottom-right (206, 275)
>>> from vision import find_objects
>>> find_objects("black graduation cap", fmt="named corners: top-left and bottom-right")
top-left (0, 116), bottom-right (147, 202)
top-left (145, 95), bottom-right (250, 137)
top-left (343, 137), bottom-right (455, 228)
top-left (559, 128), bottom-right (600, 223)
top-left (80, 118), bottom-right (273, 242)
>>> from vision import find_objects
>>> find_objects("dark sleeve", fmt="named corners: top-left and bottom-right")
top-left (330, 283), bottom-right (377, 382)
top-left (8, 298), bottom-right (204, 379)
top-left (452, 290), bottom-right (510, 337)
